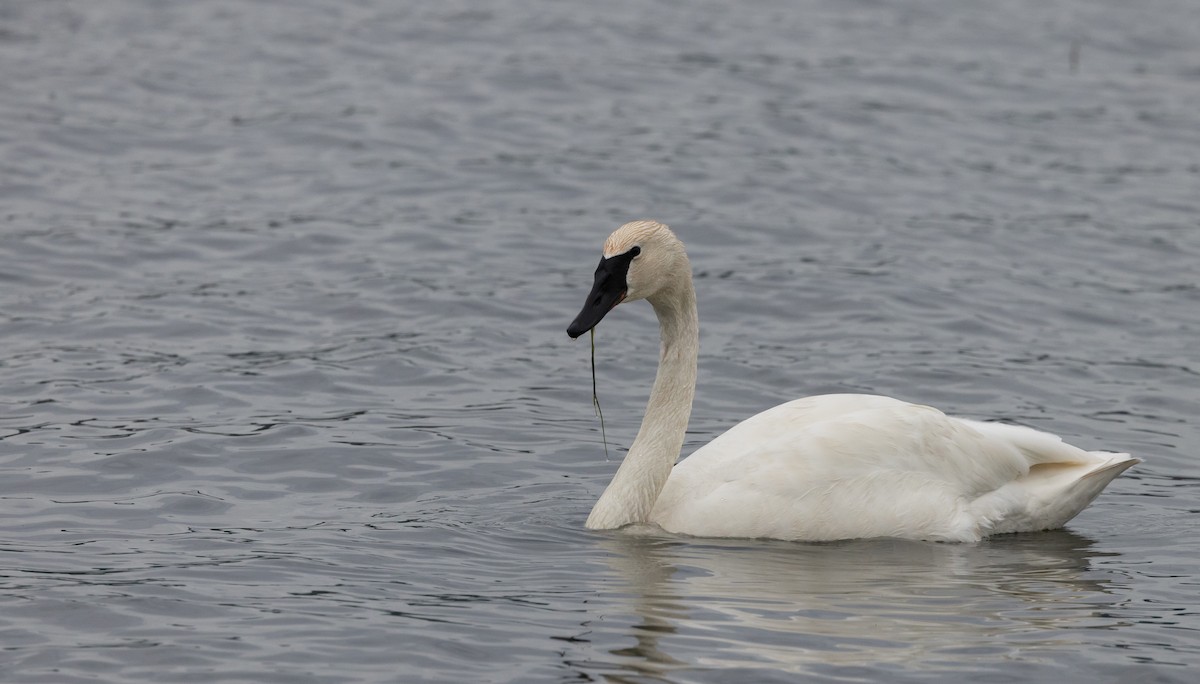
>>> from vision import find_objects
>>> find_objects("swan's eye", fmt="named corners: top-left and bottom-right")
top-left (630, 246), bottom-right (641, 257)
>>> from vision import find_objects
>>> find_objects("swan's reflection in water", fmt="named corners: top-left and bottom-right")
top-left (586, 530), bottom-right (1130, 680)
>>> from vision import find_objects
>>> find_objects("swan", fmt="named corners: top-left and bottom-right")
top-left (566, 220), bottom-right (1139, 542)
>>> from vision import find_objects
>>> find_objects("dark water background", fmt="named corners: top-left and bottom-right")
top-left (2, 1), bottom-right (1199, 682)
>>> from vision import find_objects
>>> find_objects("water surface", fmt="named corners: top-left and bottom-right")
top-left (2, 1), bottom-right (1198, 682)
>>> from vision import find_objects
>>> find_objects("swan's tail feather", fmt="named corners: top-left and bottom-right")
top-left (971, 452), bottom-right (1139, 536)
top-left (1082, 453), bottom-right (1141, 480)
top-left (1044, 453), bottom-right (1140, 527)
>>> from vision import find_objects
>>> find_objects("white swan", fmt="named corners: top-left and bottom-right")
top-left (566, 220), bottom-right (1139, 542)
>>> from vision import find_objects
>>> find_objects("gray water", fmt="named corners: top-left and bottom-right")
top-left (2, 0), bottom-right (1198, 682)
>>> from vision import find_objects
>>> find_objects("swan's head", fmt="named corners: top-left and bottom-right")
top-left (567, 220), bottom-right (687, 338)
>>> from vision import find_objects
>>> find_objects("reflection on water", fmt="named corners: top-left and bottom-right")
top-left (591, 531), bottom-right (1128, 680)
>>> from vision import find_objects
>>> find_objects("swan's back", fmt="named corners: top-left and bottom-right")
top-left (650, 394), bottom-right (1136, 542)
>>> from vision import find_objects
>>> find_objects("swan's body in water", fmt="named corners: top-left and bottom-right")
top-left (566, 220), bottom-right (1138, 542)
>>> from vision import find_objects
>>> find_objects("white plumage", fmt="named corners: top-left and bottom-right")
top-left (567, 221), bottom-right (1138, 542)
top-left (653, 394), bottom-right (1136, 541)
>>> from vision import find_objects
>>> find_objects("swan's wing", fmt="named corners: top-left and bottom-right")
top-left (651, 394), bottom-right (1133, 541)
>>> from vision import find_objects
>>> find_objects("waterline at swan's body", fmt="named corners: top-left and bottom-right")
top-left (567, 220), bottom-right (1138, 542)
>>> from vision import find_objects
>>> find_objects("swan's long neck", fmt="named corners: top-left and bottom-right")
top-left (586, 275), bottom-right (698, 530)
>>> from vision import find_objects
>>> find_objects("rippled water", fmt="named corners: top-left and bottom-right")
top-left (2, 0), bottom-right (1198, 681)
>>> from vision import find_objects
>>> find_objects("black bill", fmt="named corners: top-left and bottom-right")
top-left (566, 249), bottom-right (638, 338)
